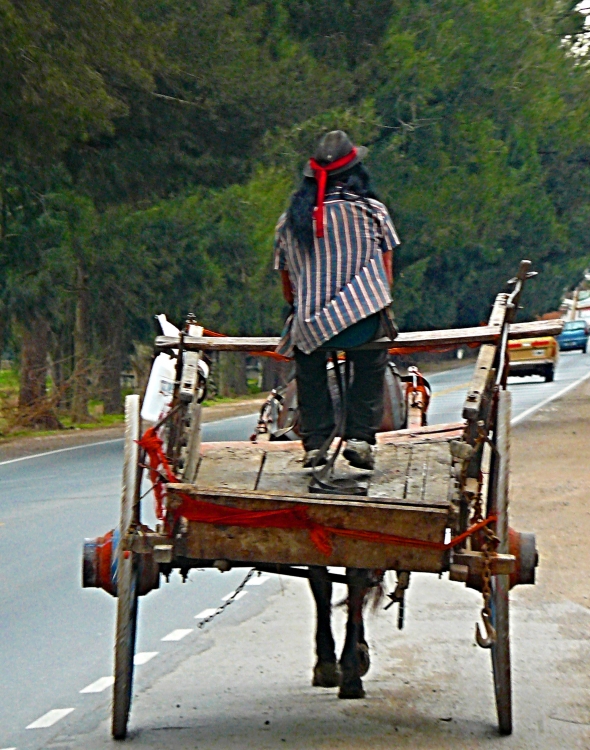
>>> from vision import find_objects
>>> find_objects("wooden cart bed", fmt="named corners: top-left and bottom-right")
top-left (167, 423), bottom-right (463, 572)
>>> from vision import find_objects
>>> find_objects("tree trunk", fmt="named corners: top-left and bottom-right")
top-left (71, 262), bottom-right (92, 422)
top-left (261, 357), bottom-right (291, 391)
top-left (217, 352), bottom-right (249, 397)
top-left (17, 316), bottom-right (61, 429)
top-left (98, 303), bottom-right (124, 414)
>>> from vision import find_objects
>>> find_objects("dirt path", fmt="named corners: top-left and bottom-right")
top-left (53, 381), bottom-right (590, 749)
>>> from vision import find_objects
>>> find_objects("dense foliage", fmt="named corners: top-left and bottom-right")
top-left (1, 0), bottom-right (590, 422)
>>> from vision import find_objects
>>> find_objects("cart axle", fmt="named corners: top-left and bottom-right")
top-left (82, 529), bottom-right (160, 597)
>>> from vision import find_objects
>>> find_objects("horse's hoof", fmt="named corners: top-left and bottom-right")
top-left (312, 661), bottom-right (340, 688)
top-left (338, 679), bottom-right (366, 699)
top-left (357, 641), bottom-right (370, 677)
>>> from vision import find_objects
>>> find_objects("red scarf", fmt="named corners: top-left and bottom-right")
top-left (309, 147), bottom-right (357, 238)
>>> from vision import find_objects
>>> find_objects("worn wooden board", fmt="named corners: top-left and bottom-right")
top-left (198, 423), bottom-right (465, 455)
top-left (195, 446), bottom-right (264, 491)
top-left (155, 319), bottom-right (563, 354)
top-left (256, 450), bottom-right (309, 494)
top-left (194, 440), bottom-right (454, 509)
top-left (370, 442), bottom-right (452, 508)
top-left (378, 422), bottom-right (464, 443)
top-left (463, 344), bottom-right (496, 422)
top-left (169, 484), bottom-right (449, 571)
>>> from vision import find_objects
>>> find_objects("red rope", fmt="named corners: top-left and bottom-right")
top-left (309, 148), bottom-right (358, 238)
top-left (138, 427), bottom-right (176, 521)
top-left (138, 428), bottom-right (496, 557)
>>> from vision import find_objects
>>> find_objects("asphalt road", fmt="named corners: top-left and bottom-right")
top-left (1, 351), bottom-right (589, 750)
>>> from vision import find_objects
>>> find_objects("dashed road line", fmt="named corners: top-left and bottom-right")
top-left (133, 651), bottom-right (158, 665)
top-left (161, 628), bottom-right (193, 642)
top-left (195, 608), bottom-right (219, 619)
top-left (80, 676), bottom-right (115, 693)
top-left (222, 590), bottom-right (247, 602)
top-left (246, 575), bottom-right (270, 586)
top-left (26, 708), bottom-right (75, 729)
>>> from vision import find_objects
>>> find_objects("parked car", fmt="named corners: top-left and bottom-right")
top-left (556, 319), bottom-right (589, 352)
top-left (508, 336), bottom-right (559, 382)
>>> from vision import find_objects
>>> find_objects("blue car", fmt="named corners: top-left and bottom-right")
top-left (556, 319), bottom-right (589, 352)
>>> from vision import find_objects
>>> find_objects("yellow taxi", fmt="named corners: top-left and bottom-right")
top-left (508, 336), bottom-right (559, 382)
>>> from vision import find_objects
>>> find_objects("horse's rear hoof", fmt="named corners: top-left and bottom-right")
top-left (357, 642), bottom-right (370, 677)
top-left (338, 679), bottom-right (365, 699)
top-left (312, 661), bottom-right (340, 688)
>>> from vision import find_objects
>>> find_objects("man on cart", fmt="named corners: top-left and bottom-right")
top-left (274, 130), bottom-right (399, 470)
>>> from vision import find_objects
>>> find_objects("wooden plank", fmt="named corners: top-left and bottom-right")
top-left (463, 344), bottom-right (496, 422)
top-left (405, 444), bottom-right (428, 504)
top-left (195, 436), bottom-right (456, 508)
top-left (510, 320), bottom-right (563, 337)
top-left (488, 293), bottom-right (509, 329)
top-left (198, 424), bottom-right (466, 455)
top-left (154, 320), bottom-right (563, 355)
top-left (453, 551), bottom-right (515, 576)
top-left (378, 422), bottom-right (464, 443)
top-left (256, 450), bottom-right (310, 494)
top-left (168, 485), bottom-right (449, 572)
top-left (422, 442), bottom-right (454, 506)
top-left (369, 445), bottom-right (412, 501)
top-left (195, 446), bottom-right (265, 491)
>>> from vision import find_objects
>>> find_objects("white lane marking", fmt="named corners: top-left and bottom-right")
top-left (204, 413), bottom-right (260, 426)
top-left (26, 708), bottom-right (75, 729)
top-left (246, 575), bottom-right (270, 586)
top-left (0, 412), bottom-right (258, 468)
top-left (512, 370), bottom-right (590, 426)
top-left (80, 676), bottom-right (115, 693)
top-left (195, 608), bottom-right (218, 619)
top-left (0, 747), bottom-right (17, 749)
top-left (134, 651), bottom-right (158, 665)
top-left (0, 438), bottom-right (124, 467)
top-left (222, 590), bottom-right (247, 601)
top-left (161, 628), bottom-right (193, 642)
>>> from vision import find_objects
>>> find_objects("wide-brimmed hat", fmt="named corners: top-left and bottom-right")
top-left (303, 130), bottom-right (368, 178)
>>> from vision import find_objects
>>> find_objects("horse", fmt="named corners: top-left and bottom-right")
top-left (308, 566), bottom-right (375, 698)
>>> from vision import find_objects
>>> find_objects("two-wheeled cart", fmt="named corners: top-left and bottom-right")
top-left (82, 260), bottom-right (562, 739)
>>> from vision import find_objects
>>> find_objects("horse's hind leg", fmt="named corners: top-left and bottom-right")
top-left (339, 568), bottom-right (371, 699)
top-left (357, 619), bottom-right (370, 677)
top-left (308, 566), bottom-right (339, 687)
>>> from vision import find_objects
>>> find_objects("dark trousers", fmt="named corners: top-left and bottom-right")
top-left (294, 347), bottom-right (388, 451)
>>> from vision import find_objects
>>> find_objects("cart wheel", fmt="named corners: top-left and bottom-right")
top-left (490, 390), bottom-right (512, 735)
top-left (112, 395), bottom-right (141, 740)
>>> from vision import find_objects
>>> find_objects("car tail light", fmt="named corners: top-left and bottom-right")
top-left (531, 340), bottom-right (550, 348)
top-left (508, 342), bottom-right (522, 349)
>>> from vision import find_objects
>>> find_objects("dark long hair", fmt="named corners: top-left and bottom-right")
top-left (286, 163), bottom-right (380, 251)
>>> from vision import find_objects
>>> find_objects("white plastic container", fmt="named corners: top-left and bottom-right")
top-left (141, 315), bottom-right (180, 423)
top-left (141, 352), bottom-right (176, 423)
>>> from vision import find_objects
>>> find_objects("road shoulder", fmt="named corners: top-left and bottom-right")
top-left (0, 396), bottom-right (265, 462)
